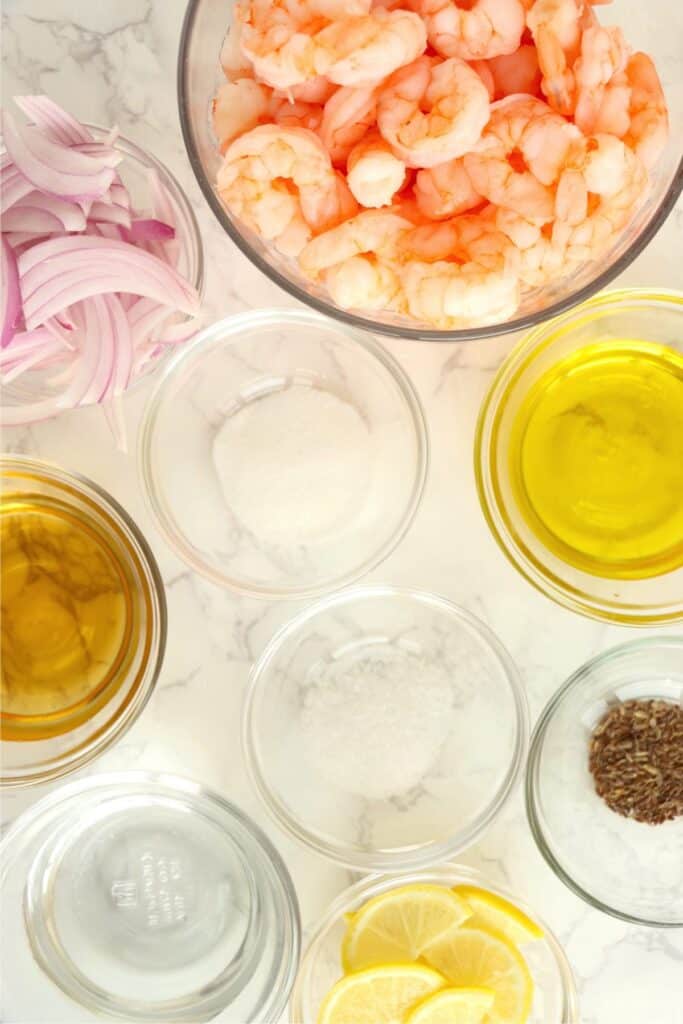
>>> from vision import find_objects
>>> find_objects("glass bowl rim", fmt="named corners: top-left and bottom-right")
top-left (138, 308), bottom-right (429, 600)
top-left (473, 287), bottom-right (683, 626)
top-left (525, 634), bottom-right (683, 928)
top-left (0, 454), bottom-right (167, 789)
top-left (242, 584), bottom-right (530, 871)
top-left (176, 0), bottom-right (683, 343)
top-left (289, 863), bottom-right (580, 1023)
top-left (0, 770), bottom-right (302, 1023)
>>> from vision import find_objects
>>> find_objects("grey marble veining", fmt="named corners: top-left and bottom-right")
top-left (2, 1), bottom-right (683, 1021)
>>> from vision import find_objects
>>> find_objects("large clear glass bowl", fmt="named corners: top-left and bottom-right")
top-left (177, 0), bottom-right (682, 341)
top-left (526, 637), bottom-right (683, 927)
top-left (290, 865), bottom-right (579, 1023)
top-left (243, 586), bottom-right (528, 870)
top-left (1, 456), bottom-right (166, 787)
top-left (474, 288), bottom-right (683, 625)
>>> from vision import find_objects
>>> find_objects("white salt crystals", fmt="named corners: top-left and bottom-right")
top-left (211, 385), bottom-right (371, 546)
top-left (301, 650), bottom-right (454, 801)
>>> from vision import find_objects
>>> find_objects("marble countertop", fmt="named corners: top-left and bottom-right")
top-left (2, 2), bottom-right (683, 1022)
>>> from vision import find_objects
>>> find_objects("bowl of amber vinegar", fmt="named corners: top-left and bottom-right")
top-left (1, 456), bottom-right (166, 786)
top-left (475, 289), bottom-right (683, 624)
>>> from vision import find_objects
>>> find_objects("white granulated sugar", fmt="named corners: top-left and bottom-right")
top-left (301, 652), bottom-right (454, 801)
top-left (212, 386), bottom-right (371, 545)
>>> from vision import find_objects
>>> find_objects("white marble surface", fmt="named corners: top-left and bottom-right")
top-left (2, 1), bottom-right (683, 1022)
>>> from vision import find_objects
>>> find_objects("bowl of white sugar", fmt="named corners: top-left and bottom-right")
top-left (139, 309), bottom-right (428, 598)
top-left (243, 586), bottom-right (529, 870)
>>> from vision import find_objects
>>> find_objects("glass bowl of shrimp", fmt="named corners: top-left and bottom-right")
top-left (179, 0), bottom-right (682, 341)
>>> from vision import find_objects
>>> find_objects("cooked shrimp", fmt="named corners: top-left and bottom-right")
top-left (470, 59), bottom-right (496, 100)
top-left (573, 25), bottom-right (630, 133)
top-left (271, 95), bottom-right (324, 131)
top-left (299, 208), bottom-right (413, 275)
top-left (347, 131), bottom-right (407, 207)
top-left (377, 56), bottom-right (490, 168)
top-left (526, 0), bottom-right (584, 113)
top-left (553, 133), bottom-right (648, 261)
top-left (212, 79), bottom-right (271, 153)
top-left (237, 0), bottom-right (324, 90)
top-left (389, 213), bottom-right (520, 325)
top-left (487, 44), bottom-right (542, 98)
top-left (463, 95), bottom-right (575, 221)
top-left (623, 52), bottom-right (668, 171)
top-left (313, 8), bottom-right (427, 86)
top-left (323, 253), bottom-right (403, 308)
top-left (302, 168), bottom-right (359, 231)
top-left (414, 158), bottom-right (483, 218)
top-left (425, 0), bottom-right (526, 61)
top-left (282, 76), bottom-right (338, 104)
top-left (220, 21), bottom-right (254, 80)
top-left (217, 124), bottom-right (339, 242)
top-left (399, 245), bottom-right (520, 326)
top-left (319, 85), bottom-right (378, 166)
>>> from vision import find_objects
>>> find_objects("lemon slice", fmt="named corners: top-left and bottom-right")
top-left (453, 886), bottom-right (544, 946)
top-left (342, 884), bottom-right (472, 972)
top-left (423, 927), bottom-right (533, 1024)
top-left (317, 964), bottom-right (446, 1024)
top-left (406, 986), bottom-right (496, 1024)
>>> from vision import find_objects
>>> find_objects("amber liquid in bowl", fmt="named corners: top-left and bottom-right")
top-left (1, 491), bottom-right (144, 741)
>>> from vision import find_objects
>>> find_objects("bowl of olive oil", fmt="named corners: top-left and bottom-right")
top-left (475, 289), bottom-right (683, 624)
top-left (1, 456), bottom-right (166, 786)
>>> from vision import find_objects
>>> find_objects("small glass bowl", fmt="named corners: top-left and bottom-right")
top-left (139, 310), bottom-right (428, 599)
top-left (526, 637), bottom-right (683, 928)
top-left (1, 456), bottom-right (166, 787)
top-left (290, 865), bottom-right (579, 1023)
top-left (2, 126), bottom-right (204, 414)
top-left (243, 586), bottom-right (528, 871)
top-left (475, 288), bottom-right (683, 625)
top-left (0, 772), bottom-right (301, 1022)
top-left (178, 0), bottom-right (682, 341)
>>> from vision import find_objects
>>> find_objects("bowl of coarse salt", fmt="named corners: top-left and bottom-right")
top-left (139, 309), bottom-right (427, 599)
top-left (243, 586), bottom-right (529, 871)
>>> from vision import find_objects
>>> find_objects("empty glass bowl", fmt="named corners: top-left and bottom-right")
top-left (526, 637), bottom-right (683, 927)
top-left (139, 310), bottom-right (427, 598)
top-left (0, 772), bottom-right (300, 1022)
top-left (243, 586), bottom-right (528, 871)
top-left (475, 289), bottom-right (683, 624)
top-left (178, 0), bottom-right (682, 341)
top-left (1, 456), bottom-right (166, 787)
top-left (290, 865), bottom-right (579, 1023)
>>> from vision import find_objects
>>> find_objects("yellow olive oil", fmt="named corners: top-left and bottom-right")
top-left (509, 339), bottom-right (683, 579)
top-left (1, 494), bottom-right (137, 740)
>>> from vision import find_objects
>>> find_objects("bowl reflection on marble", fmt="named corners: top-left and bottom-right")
top-left (290, 865), bottom-right (579, 1024)
top-left (243, 586), bottom-right (529, 871)
top-left (178, 0), bottom-right (682, 341)
top-left (526, 636), bottom-right (683, 927)
top-left (139, 310), bottom-right (427, 599)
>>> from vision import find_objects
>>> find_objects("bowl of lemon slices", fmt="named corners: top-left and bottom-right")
top-left (290, 865), bottom-right (578, 1024)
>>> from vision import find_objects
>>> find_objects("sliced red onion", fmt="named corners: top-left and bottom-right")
top-left (89, 200), bottom-right (132, 229)
top-left (2, 205), bottom-right (64, 235)
top-left (1, 238), bottom-right (22, 347)
top-left (1, 95), bottom-right (201, 436)
top-left (18, 236), bottom-right (200, 328)
top-left (1, 336), bottom-right (66, 384)
top-left (3, 191), bottom-right (87, 232)
top-left (2, 111), bottom-right (118, 200)
top-left (124, 218), bottom-right (175, 243)
top-left (1, 166), bottom-right (34, 213)
top-left (13, 95), bottom-right (94, 146)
